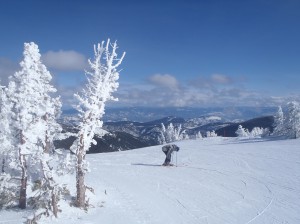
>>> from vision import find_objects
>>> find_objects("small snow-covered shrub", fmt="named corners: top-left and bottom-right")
top-left (236, 125), bottom-right (270, 138)
top-left (195, 131), bottom-right (203, 139)
top-left (250, 127), bottom-right (263, 138)
top-left (206, 130), bottom-right (218, 137)
top-left (250, 127), bottom-right (270, 138)
top-left (235, 125), bottom-right (250, 137)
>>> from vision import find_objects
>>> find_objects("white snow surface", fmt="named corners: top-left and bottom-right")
top-left (1, 137), bottom-right (300, 224)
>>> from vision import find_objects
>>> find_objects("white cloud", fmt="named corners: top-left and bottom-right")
top-left (211, 74), bottom-right (232, 84)
top-left (53, 72), bottom-right (299, 109)
top-left (191, 74), bottom-right (233, 89)
top-left (42, 50), bottom-right (87, 71)
top-left (56, 84), bottom-right (83, 109)
top-left (148, 74), bottom-right (179, 90)
top-left (114, 80), bottom-right (291, 108)
top-left (57, 78), bottom-right (297, 108)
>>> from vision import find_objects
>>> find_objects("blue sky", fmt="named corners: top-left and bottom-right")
top-left (0, 0), bottom-right (299, 108)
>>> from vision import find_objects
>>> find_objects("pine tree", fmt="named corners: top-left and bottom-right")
top-left (7, 43), bottom-right (44, 209)
top-left (7, 42), bottom-right (63, 214)
top-left (285, 101), bottom-right (300, 139)
top-left (73, 39), bottom-right (125, 208)
top-left (0, 85), bottom-right (13, 173)
top-left (273, 106), bottom-right (285, 136)
top-left (30, 71), bottom-right (62, 218)
top-left (195, 131), bottom-right (202, 139)
top-left (0, 85), bottom-right (19, 208)
top-left (206, 131), bottom-right (211, 137)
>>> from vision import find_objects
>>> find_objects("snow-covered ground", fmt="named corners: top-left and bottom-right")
top-left (1, 137), bottom-right (300, 224)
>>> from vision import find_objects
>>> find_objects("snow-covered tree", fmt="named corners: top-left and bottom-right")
top-left (0, 85), bottom-right (13, 173)
top-left (206, 130), bottom-right (218, 137)
top-left (195, 131), bottom-right (203, 139)
top-left (159, 123), bottom-right (186, 144)
top-left (73, 39), bottom-right (125, 208)
top-left (0, 85), bottom-right (18, 208)
top-left (250, 127), bottom-right (269, 138)
top-left (7, 43), bottom-right (43, 209)
top-left (261, 128), bottom-right (270, 137)
top-left (235, 125), bottom-right (250, 137)
top-left (183, 132), bottom-right (189, 140)
top-left (273, 106), bottom-right (285, 136)
top-left (250, 127), bottom-right (261, 137)
top-left (285, 101), bottom-right (300, 139)
top-left (7, 42), bottom-right (64, 216)
top-left (28, 97), bottom-right (63, 219)
top-left (272, 102), bottom-right (300, 139)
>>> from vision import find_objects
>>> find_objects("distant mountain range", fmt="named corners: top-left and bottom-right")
top-left (215, 116), bottom-right (274, 137)
top-left (56, 108), bottom-right (276, 153)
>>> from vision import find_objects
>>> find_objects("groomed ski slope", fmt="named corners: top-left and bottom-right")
top-left (1, 137), bottom-right (300, 224)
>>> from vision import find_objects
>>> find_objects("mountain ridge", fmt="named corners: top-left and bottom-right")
top-left (56, 114), bottom-right (275, 153)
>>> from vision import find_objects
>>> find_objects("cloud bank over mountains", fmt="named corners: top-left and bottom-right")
top-left (0, 54), bottom-right (298, 109)
top-left (116, 73), bottom-right (298, 108)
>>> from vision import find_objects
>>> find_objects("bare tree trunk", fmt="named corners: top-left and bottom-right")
top-left (51, 189), bottom-right (58, 217)
top-left (42, 113), bottom-right (59, 217)
top-left (1, 158), bottom-right (5, 173)
top-left (44, 134), bottom-right (51, 154)
top-left (43, 114), bottom-right (51, 154)
top-left (76, 134), bottom-right (86, 208)
top-left (19, 131), bottom-right (27, 209)
top-left (19, 154), bottom-right (27, 209)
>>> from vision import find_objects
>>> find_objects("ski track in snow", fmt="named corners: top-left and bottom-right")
top-left (1, 137), bottom-right (300, 224)
top-left (178, 164), bottom-right (275, 224)
top-left (204, 158), bottom-right (275, 224)
top-left (245, 197), bottom-right (274, 224)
